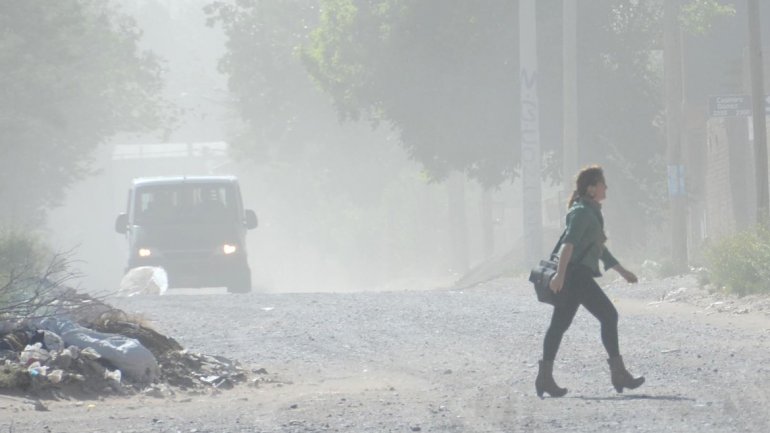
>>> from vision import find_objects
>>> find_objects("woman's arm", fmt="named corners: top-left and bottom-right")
top-left (549, 243), bottom-right (574, 293)
top-left (601, 247), bottom-right (637, 283)
top-left (610, 263), bottom-right (638, 283)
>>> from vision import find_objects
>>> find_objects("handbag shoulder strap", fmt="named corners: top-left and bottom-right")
top-left (551, 229), bottom-right (593, 263)
top-left (550, 229), bottom-right (567, 257)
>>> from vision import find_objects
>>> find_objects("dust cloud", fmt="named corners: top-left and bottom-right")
top-left (43, 0), bottom-right (522, 295)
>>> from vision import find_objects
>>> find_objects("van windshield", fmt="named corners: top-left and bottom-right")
top-left (134, 184), bottom-right (238, 225)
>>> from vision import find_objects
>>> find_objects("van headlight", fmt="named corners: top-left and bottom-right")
top-left (138, 248), bottom-right (152, 258)
top-left (222, 244), bottom-right (237, 255)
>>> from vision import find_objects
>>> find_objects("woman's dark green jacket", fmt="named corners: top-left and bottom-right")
top-left (562, 198), bottom-right (619, 276)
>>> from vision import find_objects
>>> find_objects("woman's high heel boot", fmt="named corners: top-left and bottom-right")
top-left (535, 360), bottom-right (568, 398)
top-left (608, 356), bottom-right (645, 393)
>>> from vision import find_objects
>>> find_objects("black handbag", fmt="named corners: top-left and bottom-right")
top-left (530, 256), bottom-right (559, 304)
top-left (529, 231), bottom-right (591, 305)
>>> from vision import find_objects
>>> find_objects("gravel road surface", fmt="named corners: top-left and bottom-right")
top-left (4, 275), bottom-right (770, 432)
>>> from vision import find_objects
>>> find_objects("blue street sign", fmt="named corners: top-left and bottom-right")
top-left (667, 164), bottom-right (686, 197)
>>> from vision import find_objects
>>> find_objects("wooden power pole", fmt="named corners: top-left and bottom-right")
top-left (563, 0), bottom-right (578, 211)
top-left (520, 0), bottom-right (544, 262)
top-left (664, 0), bottom-right (688, 271)
top-left (748, 0), bottom-right (769, 223)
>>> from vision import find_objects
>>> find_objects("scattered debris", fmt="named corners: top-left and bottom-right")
top-left (0, 290), bottom-right (257, 399)
top-left (649, 275), bottom-right (770, 317)
top-left (662, 287), bottom-right (690, 302)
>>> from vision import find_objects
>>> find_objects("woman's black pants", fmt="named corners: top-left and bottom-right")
top-left (542, 264), bottom-right (620, 361)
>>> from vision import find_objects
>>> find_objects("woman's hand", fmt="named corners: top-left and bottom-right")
top-left (550, 243), bottom-right (573, 294)
top-left (618, 267), bottom-right (638, 284)
top-left (549, 272), bottom-right (565, 293)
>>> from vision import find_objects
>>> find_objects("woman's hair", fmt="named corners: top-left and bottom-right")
top-left (567, 165), bottom-right (605, 208)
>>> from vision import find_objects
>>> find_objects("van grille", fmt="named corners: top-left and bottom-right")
top-left (163, 250), bottom-right (212, 261)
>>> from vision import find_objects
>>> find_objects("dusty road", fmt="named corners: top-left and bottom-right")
top-left (4, 275), bottom-right (770, 432)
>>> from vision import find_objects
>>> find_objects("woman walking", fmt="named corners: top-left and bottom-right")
top-left (536, 165), bottom-right (645, 398)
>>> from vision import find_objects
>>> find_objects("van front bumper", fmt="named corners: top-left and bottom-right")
top-left (128, 249), bottom-right (248, 288)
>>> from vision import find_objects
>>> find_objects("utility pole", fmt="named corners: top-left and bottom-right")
top-left (520, 0), bottom-right (544, 262)
top-left (664, 0), bottom-right (688, 271)
top-left (563, 0), bottom-right (578, 206)
top-left (748, 0), bottom-right (769, 223)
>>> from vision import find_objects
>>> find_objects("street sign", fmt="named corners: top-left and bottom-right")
top-left (667, 164), bottom-right (686, 197)
top-left (708, 94), bottom-right (770, 117)
top-left (708, 95), bottom-right (752, 117)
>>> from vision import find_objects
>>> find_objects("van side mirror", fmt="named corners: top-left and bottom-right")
top-left (244, 209), bottom-right (258, 230)
top-left (114, 213), bottom-right (128, 234)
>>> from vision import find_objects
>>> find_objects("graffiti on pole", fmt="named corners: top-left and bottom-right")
top-left (520, 0), bottom-right (543, 263)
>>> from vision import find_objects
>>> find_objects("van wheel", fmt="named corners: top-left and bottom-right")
top-left (227, 270), bottom-right (252, 294)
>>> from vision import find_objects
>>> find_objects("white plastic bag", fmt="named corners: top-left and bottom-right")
top-left (118, 266), bottom-right (168, 296)
top-left (20, 343), bottom-right (50, 364)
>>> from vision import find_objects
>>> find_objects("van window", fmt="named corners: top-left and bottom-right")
top-left (135, 184), bottom-right (237, 224)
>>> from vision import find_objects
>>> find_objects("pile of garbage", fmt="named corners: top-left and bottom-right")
top-left (0, 289), bottom-right (249, 398)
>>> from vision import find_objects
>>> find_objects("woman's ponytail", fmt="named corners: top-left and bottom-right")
top-left (567, 190), bottom-right (580, 209)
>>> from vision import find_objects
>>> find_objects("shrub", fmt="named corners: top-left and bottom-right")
top-left (0, 228), bottom-right (78, 321)
top-left (704, 224), bottom-right (770, 296)
top-left (0, 229), bottom-right (49, 279)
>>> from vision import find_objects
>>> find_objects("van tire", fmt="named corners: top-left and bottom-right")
top-left (227, 270), bottom-right (252, 294)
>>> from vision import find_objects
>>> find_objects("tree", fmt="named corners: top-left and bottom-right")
top-left (205, 0), bottom-right (333, 162)
top-left (303, 0), bottom-right (520, 187)
top-left (206, 0), bottom-right (416, 208)
top-left (574, 0), bottom-right (665, 248)
top-left (0, 0), bottom-right (167, 226)
top-left (303, 0), bottom-right (740, 254)
top-left (207, 0), bottom-right (741, 269)
top-left (207, 0), bottom-right (458, 287)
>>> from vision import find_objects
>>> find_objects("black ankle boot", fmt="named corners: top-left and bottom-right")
top-left (535, 360), bottom-right (568, 398)
top-left (607, 356), bottom-right (645, 393)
